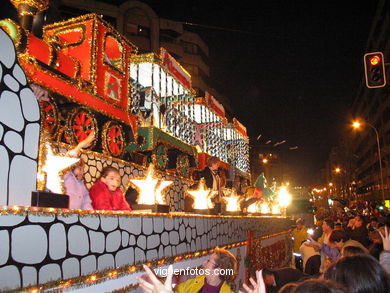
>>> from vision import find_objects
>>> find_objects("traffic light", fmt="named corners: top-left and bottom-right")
top-left (364, 52), bottom-right (386, 88)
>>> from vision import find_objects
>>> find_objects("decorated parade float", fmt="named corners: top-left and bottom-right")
top-left (0, 1), bottom-right (292, 292)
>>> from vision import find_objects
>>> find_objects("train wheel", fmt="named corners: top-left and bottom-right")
top-left (102, 121), bottom-right (125, 157)
top-left (67, 107), bottom-right (97, 148)
top-left (55, 126), bottom-right (72, 144)
top-left (176, 154), bottom-right (190, 178)
top-left (153, 143), bottom-right (168, 170)
top-left (39, 96), bottom-right (58, 135)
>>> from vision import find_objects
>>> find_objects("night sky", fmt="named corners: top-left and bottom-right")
top-left (138, 0), bottom-right (379, 185)
top-left (1, 0), bottom-right (380, 186)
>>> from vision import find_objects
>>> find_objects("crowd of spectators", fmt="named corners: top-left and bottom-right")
top-left (136, 202), bottom-right (390, 292)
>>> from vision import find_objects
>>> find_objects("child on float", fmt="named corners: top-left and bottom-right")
top-left (63, 160), bottom-right (93, 209)
top-left (89, 166), bottom-right (132, 211)
top-left (63, 131), bottom-right (94, 209)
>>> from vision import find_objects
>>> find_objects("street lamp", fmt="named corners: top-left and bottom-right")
top-left (333, 167), bottom-right (344, 198)
top-left (352, 120), bottom-right (385, 202)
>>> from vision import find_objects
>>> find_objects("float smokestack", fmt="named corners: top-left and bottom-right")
top-left (10, 0), bottom-right (49, 31)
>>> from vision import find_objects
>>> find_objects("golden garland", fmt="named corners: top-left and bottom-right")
top-left (0, 205), bottom-right (287, 219)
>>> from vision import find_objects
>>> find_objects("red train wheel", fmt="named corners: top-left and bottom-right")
top-left (102, 121), bottom-right (125, 157)
top-left (67, 107), bottom-right (97, 148)
top-left (39, 98), bottom-right (58, 134)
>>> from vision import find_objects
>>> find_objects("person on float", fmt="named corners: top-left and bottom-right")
top-left (89, 166), bottom-right (131, 211)
top-left (200, 156), bottom-right (225, 214)
top-left (63, 131), bottom-right (95, 209)
top-left (63, 160), bottom-right (93, 209)
top-left (240, 172), bottom-right (275, 211)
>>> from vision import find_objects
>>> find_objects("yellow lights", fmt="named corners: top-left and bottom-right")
top-left (88, 275), bottom-right (97, 282)
top-left (247, 201), bottom-right (259, 213)
top-left (260, 202), bottom-right (270, 214)
top-left (186, 178), bottom-right (217, 210)
top-left (108, 270), bottom-right (118, 278)
top-left (129, 163), bottom-right (173, 205)
top-left (262, 158), bottom-right (268, 164)
top-left (329, 182), bottom-right (333, 187)
top-left (277, 186), bottom-right (291, 208)
top-left (246, 201), bottom-right (280, 215)
top-left (42, 143), bottom-right (79, 194)
top-left (222, 188), bottom-right (242, 212)
top-left (334, 167), bottom-right (341, 173)
top-left (352, 121), bottom-right (361, 129)
top-left (272, 204), bottom-right (280, 214)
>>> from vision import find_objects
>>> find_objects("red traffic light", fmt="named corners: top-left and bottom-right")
top-left (364, 52), bottom-right (386, 88)
top-left (369, 55), bottom-right (381, 66)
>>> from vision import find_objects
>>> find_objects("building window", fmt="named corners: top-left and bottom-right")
top-left (182, 41), bottom-right (198, 54)
top-left (126, 23), bottom-right (150, 37)
top-left (181, 41), bottom-right (209, 65)
top-left (160, 29), bottom-right (180, 43)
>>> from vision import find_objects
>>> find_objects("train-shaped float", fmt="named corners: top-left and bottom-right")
top-left (0, 2), bottom-right (293, 292)
top-left (0, 7), bottom-right (250, 188)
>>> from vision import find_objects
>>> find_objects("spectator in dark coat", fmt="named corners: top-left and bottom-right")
top-left (346, 215), bottom-right (370, 247)
top-left (262, 267), bottom-right (307, 293)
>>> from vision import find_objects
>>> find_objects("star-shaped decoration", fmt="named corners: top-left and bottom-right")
top-left (247, 201), bottom-right (259, 213)
top-left (222, 188), bottom-right (242, 212)
top-left (260, 202), bottom-right (270, 214)
top-left (155, 179), bottom-right (173, 204)
top-left (186, 178), bottom-right (217, 210)
top-left (42, 143), bottom-right (80, 194)
top-left (129, 163), bottom-right (172, 205)
top-left (271, 204), bottom-right (281, 214)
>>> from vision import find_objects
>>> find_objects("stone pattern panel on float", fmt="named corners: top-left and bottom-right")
top-left (0, 213), bottom-right (289, 290)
